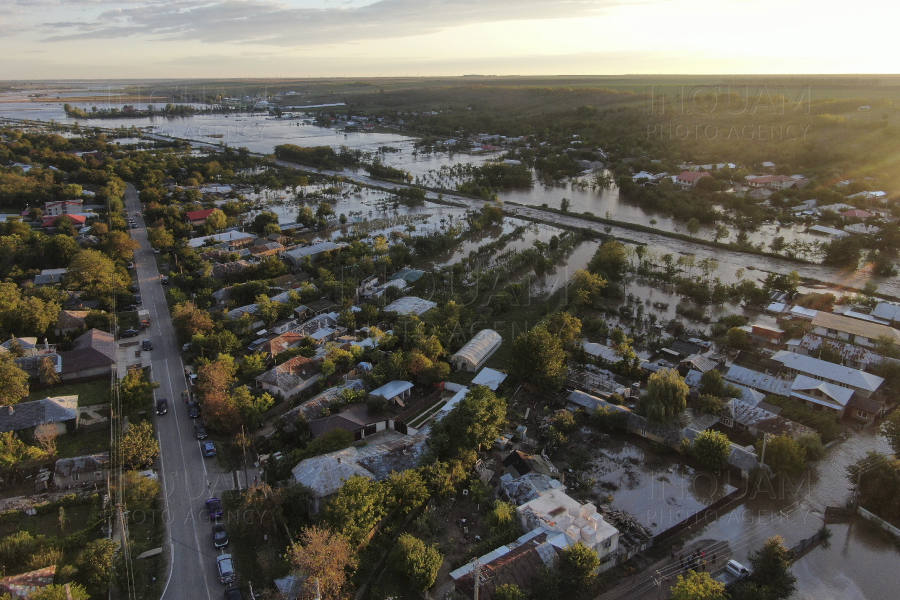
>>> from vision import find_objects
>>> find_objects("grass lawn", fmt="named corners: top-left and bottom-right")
top-left (0, 503), bottom-right (96, 539)
top-left (27, 379), bottom-right (111, 406)
top-left (55, 429), bottom-right (109, 459)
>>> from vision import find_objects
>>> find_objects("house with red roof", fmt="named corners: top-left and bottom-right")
top-left (42, 214), bottom-right (87, 228)
top-left (675, 171), bottom-right (711, 188)
top-left (185, 208), bottom-right (217, 226)
top-left (840, 209), bottom-right (874, 220)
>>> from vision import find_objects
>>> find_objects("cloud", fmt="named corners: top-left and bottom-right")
top-left (39, 0), bottom-right (618, 46)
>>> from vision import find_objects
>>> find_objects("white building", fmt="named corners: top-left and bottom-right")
top-left (451, 329), bottom-right (502, 372)
top-left (517, 487), bottom-right (620, 572)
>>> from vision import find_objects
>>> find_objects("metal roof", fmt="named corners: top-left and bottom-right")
top-left (370, 380), bottom-right (414, 400)
top-left (471, 367), bottom-right (507, 391)
top-left (773, 351), bottom-right (883, 392)
top-left (383, 296), bottom-right (437, 316)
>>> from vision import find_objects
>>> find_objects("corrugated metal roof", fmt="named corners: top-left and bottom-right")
top-left (773, 351), bottom-right (883, 392)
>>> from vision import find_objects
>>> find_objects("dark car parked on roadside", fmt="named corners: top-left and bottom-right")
top-left (188, 402), bottom-right (201, 418)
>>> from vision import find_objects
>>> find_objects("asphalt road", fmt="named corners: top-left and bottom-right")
top-left (123, 183), bottom-right (230, 600)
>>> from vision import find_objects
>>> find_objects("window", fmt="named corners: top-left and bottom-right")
top-left (72, 473), bottom-right (79, 481)
top-left (640, 428), bottom-right (647, 437)
top-left (602, 538), bottom-right (612, 549)
top-left (857, 410), bottom-right (868, 419)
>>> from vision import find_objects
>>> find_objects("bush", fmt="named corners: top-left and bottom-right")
top-left (592, 406), bottom-right (628, 430)
top-left (798, 434), bottom-right (826, 462)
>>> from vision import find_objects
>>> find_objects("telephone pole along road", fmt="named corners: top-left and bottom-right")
top-left (124, 183), bottom-right (229, 600)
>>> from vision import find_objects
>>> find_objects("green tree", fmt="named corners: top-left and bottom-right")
top-left (288, 526), bottom-right (356, 600)
top-left (117, 369), bottom-right (158, 413)
top-left (388, 470), bottom-right (430, 515)
top-left (745, 536), bottom-right (797, 600)
top-left (687, 218), bottom-right (701, 235)
top-left (558, 542), bottom-right (600, 593)
top-left (0, 353), bottom-right (30, 404)
top-left (589, 240), bottom-right (629, 281)
top-left (699, 369), bottom-right (741, 399)
top-left (323, 475), bottom-right (387, 546)
top-left (147, 226), bottom-right (174, 250)
top-left (638, 368), bottom-right (688, 423)
top-left (206, 208), bottom-right (227, 231)
top-left (231, 385), bottom-right (275, 428)
top-left (847, 452), bottom-right (900, 522)
top-left (718, 327), bottom-right (751, 351)
top-left (29, 584), bottom-right (90, 600)
top-left (120, 470), bottom-right (161, 512)
top-left (570, 267), bottom-right (608, 308)
top-left (509, 325), bottom-right (567, 394)
top-left (118, 421), bottom-right (160, 469)
top-left (882, 410), bottom-right (900, 455)
top-left (390, 533), bottom-right (443, 593)
top-left (758, 434), bottom-right (807, 476)
top-left (171, 302), bottom-right (215, 342)
top-left (671, 570), bottom-right (728, 600)
top-left (430, 385), bottom-right (506, 460)
top-left (493, 583), bottom-right (527, 600)
top-left (66, 249), bottom-right (127, 299)
top-left (0, 431), bottom-right (47, 469)
top-left (541, 311), bottom-right (582, 347)
top-left (73, 539), bottom-right (119, 597)
top-left (689, 430), bottom-right (732, 470)
top-left (238, 352), bottom-right (269, 382)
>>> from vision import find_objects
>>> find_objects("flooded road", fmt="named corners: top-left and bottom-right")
top-left (692, 428), bottom-right (900, 600)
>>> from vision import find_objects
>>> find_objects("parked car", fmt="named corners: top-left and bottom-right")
top-left (247, 338), bottom-right (267, 352)
top-left (217, 553), bottom-right (235, 585)
top-left (224, 586), bottom-right (242, 600)
top-left (122, 329), bottom-right (140, 338)
top-left (194, 422), bottom-right (208, 440)
top-left (130, 222), bottom-right (138, 229)
top-left (161, 276), bottom-right (169, 284)
top-left (213, 523), bottom-right (229, 548)
top-left (188, 402), bottom-right (201, 418)
top-left (201, 441), bottom-right (217, 458)
top-left (126, 261), bottom-right (135, 269)
top-left (156, 398), bottom-right (168, 415)
top-left (134, 294), bottom-right (142, 304)
top-left (129, 284), bottom-right (140, 293)
top-left (206, 497), bottom-right (223, 520)
top-left (153, 248), bottom-right (161, 254)
top-left (142, 339), bottom-right (153, 351)
top-left (121, 305), bottom-right (137, 312)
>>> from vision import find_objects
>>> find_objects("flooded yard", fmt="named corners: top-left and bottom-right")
top-left (565, 429), bottom-right (736, 536)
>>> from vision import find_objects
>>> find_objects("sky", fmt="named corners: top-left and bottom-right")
top-left (2, 0), bottom-right (899, 79)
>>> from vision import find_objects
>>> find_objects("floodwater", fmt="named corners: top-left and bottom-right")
top-left (3, 95), bottom-right (897, 296)
top-left (0, 98), bottom-right (829, 253)
top-left (586, 432), bottom-right (736, 535)
top-left (689, 428), bottom-right (900, 600)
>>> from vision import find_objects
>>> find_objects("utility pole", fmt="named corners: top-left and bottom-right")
top-left (759, 433), bottom-right (768, 467)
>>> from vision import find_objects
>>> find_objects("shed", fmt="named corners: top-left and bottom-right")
top-left (451, 329), bottom-right (502, 372)
top-left (471, 367), bottom-right (507, 391)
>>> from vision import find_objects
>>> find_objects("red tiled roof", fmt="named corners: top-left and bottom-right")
top-left (840, 209), bottom-right (874, 218)
top-left (186, 208), bottom-right (216, 221)
top-left (677, 171), bottom-right (710, 183)
top-left (42, 214), bottom-right (87, 227)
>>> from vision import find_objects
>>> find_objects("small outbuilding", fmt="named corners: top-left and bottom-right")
top-left (451, 329), bottom-right (502, 372)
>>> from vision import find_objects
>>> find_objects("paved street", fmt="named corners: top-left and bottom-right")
top-left (123, 183), bottom-right (233, 600)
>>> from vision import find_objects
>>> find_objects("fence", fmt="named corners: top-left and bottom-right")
top-left (858, 506), bottom-right (900, 539)
top-left (653, 481), bottom-right (748, 545)
top-left (789, 528), bottom-right (829, 561)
